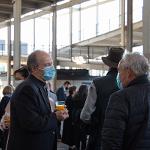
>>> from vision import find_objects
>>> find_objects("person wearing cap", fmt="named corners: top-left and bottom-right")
top-left (80, 47), bottom-right (124, 150)
top-left (101, 53), bottom-right (150, 150)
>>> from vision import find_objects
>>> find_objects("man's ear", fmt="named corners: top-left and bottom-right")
top-left (128, 69), bottom-right (136, 80)
top-left (31, 66), bottom-right (38, 73)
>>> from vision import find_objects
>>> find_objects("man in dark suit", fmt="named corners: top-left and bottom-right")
top-left (80, 47), bottom-right (124, 150)
top-left (56, 81), bottom-right (71, 102)
top-left (7, 50), bottom-right (69, 150)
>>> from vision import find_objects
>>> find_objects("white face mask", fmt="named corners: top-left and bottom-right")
top-left (15, 80), bottom-right (24, 87)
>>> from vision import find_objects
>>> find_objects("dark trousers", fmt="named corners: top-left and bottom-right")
top-left (57, 121), bottom-right (61, 139)
top-left (0, 129), bottom-right (9, 150)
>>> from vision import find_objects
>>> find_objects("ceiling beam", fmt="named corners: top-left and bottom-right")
top-left (0, 6), bottom-right (12, 14)
top-left (27, 0), bottom-right (54, 4)
top-left (0, 0), bottom-right (12, 6)
top-left (57, 60), bottom-right (108, 70)
top-left (22, 1), bottom-right (39, 9)
top-left (0, 13), bottom-right (10, 19)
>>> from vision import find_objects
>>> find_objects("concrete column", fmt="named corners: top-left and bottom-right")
top-left (143, 0), bottom-right (150, 59)
top-left (96, 0), bottom-right (99, 35)
top-left (69, 7), bottom-right (73, 61)
top-left (13, 0), bottom-right (21, 71)
top-left (126, 0), bottom-right (133, 52)
top-left (120, 0), bottom-right (125, 47)
top-left (48, 13), bottom-right (51, 53)
top-left (79, 5), bottom-right (81, 41)
top-left (33, 16), bottom-right (35, 51)
top-left (52, 5), bottom-right (57, 91)
top-left (7, 21), bottom-right (11, 85)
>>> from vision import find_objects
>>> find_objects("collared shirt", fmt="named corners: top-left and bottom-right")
top-left (80, 82), bottom-right (97, 123)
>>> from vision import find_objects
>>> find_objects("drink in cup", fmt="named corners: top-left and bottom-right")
top-left (55, 101), bottom-right (65, 111)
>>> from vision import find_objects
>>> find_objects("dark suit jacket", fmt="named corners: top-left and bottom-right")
top-left (56, 86), bottom-right (67, 101)
top-left (7, 75), bottom-right (57, 150)
top-left (0, 95), bottom-right (11, 120)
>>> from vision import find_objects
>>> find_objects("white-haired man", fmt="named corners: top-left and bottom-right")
top-left (101, 52), bottom-right (150, 150)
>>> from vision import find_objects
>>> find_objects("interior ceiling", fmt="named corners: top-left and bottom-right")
top-left (57, 21), bottom-right (143, 60)
top-left (0, 0), bottom-right (62, 23)
top-left (0, 0), bottom-right (143, 68)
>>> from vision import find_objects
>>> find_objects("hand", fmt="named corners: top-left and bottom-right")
top-left (0, 113), bottom-right (10, 130)
top-left (3, 113), bottom-right (10, 127)
top-left (62, 108), bottom-right (69, 119)
top-left (55, 109), bottom-right (69, 121)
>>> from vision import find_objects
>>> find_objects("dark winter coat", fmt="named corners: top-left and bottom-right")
top-left (101, 75), bottom-right (150, 150)
top-left (0, 95), bottom-right (11, 120)
top-left (7, 75), bottom-right (57, 150)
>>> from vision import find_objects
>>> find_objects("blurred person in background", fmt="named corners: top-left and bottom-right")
top-left (46, 81), bottom-right (57, 112)
top-left (0, 66), bottom-right (29, 150)
top-left (13, 66), bottom-right (29, 86)
top-left (72, 85), bottom-right (88, 150)
top-left (56, 81), bottom-right (71, 102)
top-left (1, 66), bottom-right (29, 129)
top-left (0, 85), bottom-right (14, 150)
top-left (56, 81), bottom-right (71, 140)
top-left (80, 48), bottom-right (124, 150)
top-left (62, 86), bottom-right (77, 150)
top-left (0, 86), bottom-right (14, 120)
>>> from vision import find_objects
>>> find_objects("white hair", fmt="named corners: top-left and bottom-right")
top-left (119, 52), bottom-right (149, 76)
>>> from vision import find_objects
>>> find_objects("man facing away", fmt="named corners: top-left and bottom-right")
top-left (101, 52), bottom-right (150, 150)
top-left (7, 50), bottom-right (68, 150)
top-left (80, 47), bottom-right (124, 150)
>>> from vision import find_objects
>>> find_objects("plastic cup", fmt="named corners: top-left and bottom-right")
top-left (55, 101), bottom-right (65, 111)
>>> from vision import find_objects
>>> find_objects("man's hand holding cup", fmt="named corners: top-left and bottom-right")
top-left (55, 101), bottom-right (69, 121)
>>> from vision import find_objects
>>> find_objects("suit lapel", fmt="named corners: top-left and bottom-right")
top-left (39, 87), bottom-right (51, 112)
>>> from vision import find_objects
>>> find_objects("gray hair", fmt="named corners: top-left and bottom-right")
top-left (119, 52), bottom-right (149, 76)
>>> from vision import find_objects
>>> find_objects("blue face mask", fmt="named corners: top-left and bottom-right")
top-left (43, 66), bottom-right (56, 81)
top-left (116, 73), bottom-right (123, 89)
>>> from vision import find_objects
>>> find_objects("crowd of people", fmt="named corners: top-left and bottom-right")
top-left (0, 49), bottom-right (150, 150)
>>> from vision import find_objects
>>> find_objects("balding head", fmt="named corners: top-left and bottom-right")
top-left (27, 50), bottom-right (52, 73)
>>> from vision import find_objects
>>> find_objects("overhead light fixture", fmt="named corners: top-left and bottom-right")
top-left (72, 56), bottom-right (86, 64)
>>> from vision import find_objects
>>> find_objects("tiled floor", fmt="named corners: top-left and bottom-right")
top-left (57, 142), bottom-right (69, 150)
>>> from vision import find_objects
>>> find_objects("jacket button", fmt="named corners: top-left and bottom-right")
top-left (52, 131), bottom-right (55, 135)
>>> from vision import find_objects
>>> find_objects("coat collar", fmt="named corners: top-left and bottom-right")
top-left (127, 74), bottom-right (149, 88)
top-left (28, 74), bottom-right (51, 112)
top-left (29, 74), bottom-right (46, 87)
top-left (106, 67), bottom-right (118, 76)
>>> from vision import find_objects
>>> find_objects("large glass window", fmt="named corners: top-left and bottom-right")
top-left (133, 0), bottom-right (143, 23)
top-left (81, 1), bottom-right (97, 40)
top-left (98, 0), bottom-right (119, 34)
top-left (0, 27), bottom-right (8, 55)
top-left (57, 8), bottom-right (70, 49)
top-left (21, 19), bottom-right (34, 55)
top-left (35, 14), bottom-right (50, 53)
top-left (72, 5), bottom-right (80, 43)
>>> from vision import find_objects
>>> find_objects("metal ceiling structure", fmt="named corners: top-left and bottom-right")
top-left (0, 0), bottom-right (143, 70)
top-left (0, 0), bottom-right (61, 23)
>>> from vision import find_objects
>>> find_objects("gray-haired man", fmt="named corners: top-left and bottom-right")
top-left (101, 52), bottom-right (150, 150)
